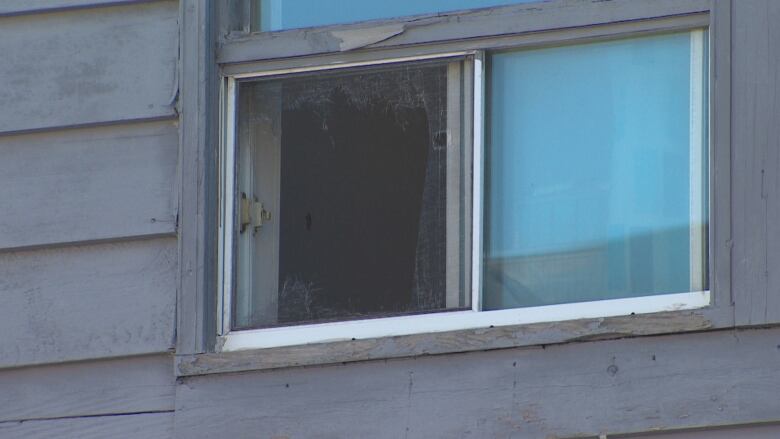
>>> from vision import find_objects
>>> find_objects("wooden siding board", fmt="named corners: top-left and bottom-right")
top-left (0, 122), bottom-right (178, 251)
top-left (0, 1), bottom-right (178, 134)
top-left (0, 412), bottom-right (173, 439)
top-left (0, 238), bottom-right (176, 369)
top-left (0, 354), bottom-right (174, 422)
top-left (731, 0), bottom-right (780, 325)
top-left (174, 327), bottom-right (780, 438)
top-left (0, 0), bottom-right (162, 17)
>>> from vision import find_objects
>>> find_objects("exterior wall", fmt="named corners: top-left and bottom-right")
top-left (173, 1), bottom-right (780, 438)
top-left (174, 327), bottom-right (780, 438)
top-left (0, 1), bottom-right (178, 437)
top-left (0, 0), bottom-right (778, 438)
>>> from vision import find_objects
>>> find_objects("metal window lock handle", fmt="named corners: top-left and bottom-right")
top-left (239, 192), bottom-right (271, 234)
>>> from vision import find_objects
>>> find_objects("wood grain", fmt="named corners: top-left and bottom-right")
top-left (0, 354), bottom-right (174, 422)
top-left (0, 412), bottom-right (172, 439)
top-left (175, 327), bottom-right (780, 438)
top-left (0, 0), bottom-right (162, 16)
top-left (176, 0), bottom-right (219, 355)
top-left (177, 310), bottom-right (726, 376)
top-left (0, 121), bottom-right (177, 251)
top-left (218, 0), bottom-right (710, 63)
top-left (0, 238), bottom-right (176, 368)
top-left (731, 0), bottom-right (780, 325)
top-left (0, 1), bottom-right (178, 134)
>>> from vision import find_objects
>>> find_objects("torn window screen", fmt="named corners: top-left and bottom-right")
top-left (234, 59), bottom-right (471, 329)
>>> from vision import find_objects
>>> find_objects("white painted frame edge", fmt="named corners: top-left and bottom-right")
top-left (217, 77), bottom-right (237, 336)
top-left (689, 28), bottom-right (706, 292)
top-left (221, 291), bottom-right (711, 350)
top-left (471, 51), bottom-right (485, 312)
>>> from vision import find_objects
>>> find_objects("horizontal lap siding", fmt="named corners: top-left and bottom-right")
top-left (0, 412), bottom-right (173, 439)
top-left (0, 0), bottom-right (160, 16)
top-left (0, 354), bottom-right (174, 422)
top-left (174, 327), bottom-right (780, 438)
top-left (0, 0), bottom-right (180, 373)
top-left (0, 121), bottom-right (178, 251)
top-left (0, 238), bottom-right (177, 368)
top-left (732, 0), bottom-right (780, 325)
top-left (0, 0), bottom-right (178, 134)
top-left (0, 0), bottom-right (180, 433)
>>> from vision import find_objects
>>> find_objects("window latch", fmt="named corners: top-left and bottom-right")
top-left (240, 192), bottom-right (271, 233)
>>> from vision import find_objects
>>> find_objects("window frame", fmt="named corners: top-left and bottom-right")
top-left (219, 51), bottom-right (478, 337)
top-left (176, 0), bottom-right (733, 372)
top-left (217, 30), bottom-right (711, 350)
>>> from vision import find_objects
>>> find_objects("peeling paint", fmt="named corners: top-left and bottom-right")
top-left (331, 23), bottom-right (406, 51)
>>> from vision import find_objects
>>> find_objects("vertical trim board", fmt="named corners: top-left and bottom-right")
top-left (731, 0), bottom-right (780, 325)
top-left (177, 0), bottom-right (218, 355)
top-left (709, 0), bottom-right (732, 317)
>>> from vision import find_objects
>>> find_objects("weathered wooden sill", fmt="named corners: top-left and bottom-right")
top-left (175, 308), bottom-right (729, 377)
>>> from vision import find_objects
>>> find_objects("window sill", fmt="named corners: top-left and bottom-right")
top-left (175, 305), bottom-right (729, 377)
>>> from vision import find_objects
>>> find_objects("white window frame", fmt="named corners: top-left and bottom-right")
top-left (217, 29), bottom-right (711, 352)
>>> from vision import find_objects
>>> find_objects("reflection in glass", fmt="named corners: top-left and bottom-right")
top-left (254, 0), bottom-right (540, 32)
top-left (484, 31), bottom-right (709, 310)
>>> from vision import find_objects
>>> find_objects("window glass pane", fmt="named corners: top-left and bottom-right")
top-left (483, 31), bottom-right (709, 310)
top-left (234, 59), bottom-right (472, 329)
top-left (254, 0), bottom-right (541, 32)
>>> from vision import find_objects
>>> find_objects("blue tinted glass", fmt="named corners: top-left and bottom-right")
top-left (484, 31), bottom-right (708, 309)
top-left (258, 0), bottom-right (541, 31)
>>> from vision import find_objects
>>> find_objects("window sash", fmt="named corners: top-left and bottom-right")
top-left (218, 51), bottom-right (477, 335)
top-left (217, 27), bottom-right (712, 349)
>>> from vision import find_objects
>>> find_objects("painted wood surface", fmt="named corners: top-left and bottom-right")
top-left (0, 238), bottom-right (176, 369)
top-left (0, 412), bottom-right (173, 439)
top-left (218, 0), bottom-right (710, 63)
top-left (0, 354), bottom-right (174, 422)
top-left (179, 311), bottom-right (721, 376)
top-left (0, 0), bottom-right (177, 134)
top-left (177, 0), bottom-right (219, 355)
top-left (174, 327), bottom-right (780, 438)
top-left (0, 121), bottom-right (177, 251)
top-left (0, 0), bottom-right (160, 16)
top-left (625, 423), bottom-right (780, 438)
top-left (709, 0), bottom-right (732, 313)
top-left (731, 0), bottom-right (780, 325)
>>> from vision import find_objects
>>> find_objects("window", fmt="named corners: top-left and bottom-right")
top-left (217, 6), bottom-right (712, 351)
top-left (229, 56), bottom-right (474, 330)
top-left (483, 30), bottom-right (709, 309)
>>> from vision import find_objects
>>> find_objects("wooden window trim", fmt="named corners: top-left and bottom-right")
top-left (176, 0), bottom-right (733, 376)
